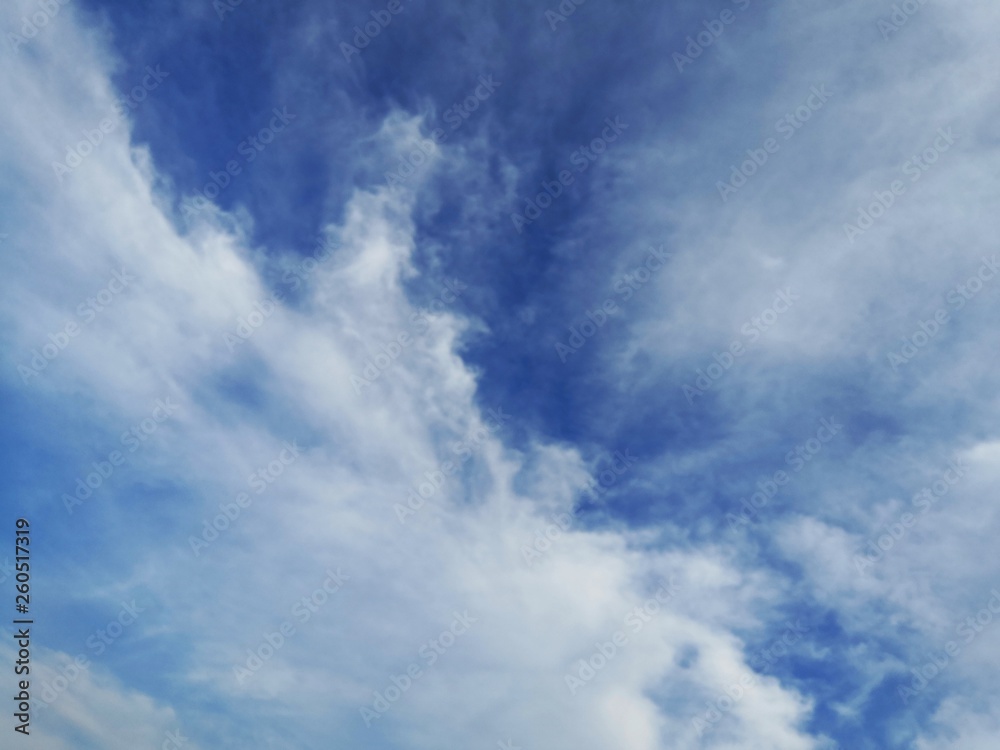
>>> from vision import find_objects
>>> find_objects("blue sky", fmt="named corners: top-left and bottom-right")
top-left (2, 0), bottom-right (1000, 748)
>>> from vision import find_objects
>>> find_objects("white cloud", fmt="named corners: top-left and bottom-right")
top-left (0, 3), bottom-right (830, 749)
